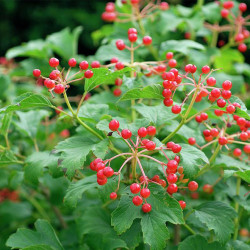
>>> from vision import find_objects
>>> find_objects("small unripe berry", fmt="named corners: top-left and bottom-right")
top-left (203, 184), bottom-right (213, 194)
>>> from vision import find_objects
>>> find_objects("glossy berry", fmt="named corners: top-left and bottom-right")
top-left (121, 129), bottom-right (132, 139)
top-left (109, 119), bottom-right (119, 131)
top-left (113, 88), bottom-right (122, 97)
top-left (115, 78), bottom-right (123, 86)
top-left (97, 177), bottom-right (107, 185)
top-left (68, 58), bottom-right (77, 67)
top-left (138, 127), bottom-right (148, 137)
top-left (239, 3), bottom-right (247, 12)
top-left (49, 70), bottom-right (60, 80)
top-left (159, 2), bottom-right (169, 10)
top-left (79, 61), bottom-right (89, 70)
top-left (223, 1), bottom-right (234, 9)
top-left (171, 105), bottom-right (181, 114)
top-left (217, 98), bottom-right (226, 108)
top-left (233, 148), bottom-right (242, 157)
top-left (240, 132), bottom-right (248, 141)
top-left (226, 104), bottom-right (235, 114)
top-left (140, 188), bottom-right (150, 198)
top-left (222, 80), bottom-right (232, 90)
top-left (167, 141), bottom-right (175, 149)
top-left (188, 137), bottom-right (196, 145)
top-left (132, 196), bottom-right (143, 206)
top-left (243, 145), bottom-right (250, 154)
top-left (142, 203), bottom-right (152, 213)
top-left (128, 28), bottom-right (137, 34)
top-left (33, 69), bottom-right (41, 77)
top-left (188, 181), bottom-right (198, 191)
top-left (167, 184), bottom-right (178, 194)
top-left (179, 200), bottom-right (186, 209)
top-left (49, 57), bottom-right (59, 67)
top-left (116, 40), bottom-right (126, 50)
top-left (202, 65), bottom-right (210, 74)
top-left (91, 61), bottom-right (101, 68)
top-left (195, 115), bottom-right (202, 123)
top-left (103, 167), bottom-right (114, 177)
top-left (44, 79), bottom-right (55, 89)
top-left (238, 43), bottom-right (247, 53)
top-left (200, 112), bottom-right (208, 121)
top-left (210, 128), bottom-right (219, 137)
top-left (163, 98), bottom-right (173, 107)
top-left (145, 141), bottom-right (156, 151)
top-left (166, 52), bottom-right (173, 60)
top-left (54, 84), bottom-right (65, 94)
top-left (167, 160), bottom-right (178, 172)
top-left (237, 118), bottom-right (246, 126)
top-left (130, 183), bottom-right (141, 194)
top-left (174, 155), bottom-right (180, 163)
top-left (218, 137), bottom-right (228, 145)
top-left (115, 62), bottom-right (124, 70)
top-left (167, 173), bottom-right (178, 184)
top-left (172, 144), bottom-right (182, 153)
top-left (147, 126), bottom-right (156, 136)
top-left (110, 192), bottom-right (117, 200)
top-left (143, 36), bottom-right (152, 45)
top-left (211, 88), bottom-right (221, 99)
top-left (203, 184), bottom-right (213, 194)
top-left (168, 59), bottom-right (177, 68)
top-left (221, 90), bottom-right (231, 100)
top-left (141, 139), bottom-right (150, 146)
top-left (128, 33), bottom-right (137, 43)
top-left (96, 162), bottom-right (105, 171)
top-left (97, 169), bottom-right (106, 179)
top-left (84, 70), bottom-right (94, 78)
top-left (206, 77), bottom-right (216, 86)
top-left (203, 129), bottom-right (211, 137)
top-left (221, 9), bottom-right (229, 18)
top-left (214, 109), bottom-right (224, 116)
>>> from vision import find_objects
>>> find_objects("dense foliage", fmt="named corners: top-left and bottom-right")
top-left (0, 0), bottom-right (249, 249)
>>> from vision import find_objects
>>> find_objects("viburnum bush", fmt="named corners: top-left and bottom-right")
top-left (0, 0), bottom-right (249, 249)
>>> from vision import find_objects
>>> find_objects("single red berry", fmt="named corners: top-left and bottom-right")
top-left (179, 200), bottom-right (186, 209)
top-left (97, 169), bottom-right (106, 179)
top-left (243, 145), bottom-right (250, 154)
top-left (84, 70), bottom-right (94, 78)
top-left (167, 173), bottom-right (178, 184)
top-left (237, 118), bottom-right (246, 126)
top-left (115, 62), bottom-right (124, 70)
top-left (91, 61), bottom-right (101, 68)
top-left (167, 160), bottom-right (178, 172)
top-left (211, 88), bottom-right (221, 99)
top-left (218, 137), bottom-right (228, 145)
top-left (55, 106), bottom-right (63, 114)
top-left (143, 36), bottom-right (152, 45)
top-left (217, 98), bottom-right (226, 108)
top-left (141, 139), bottom-right (150, 146)
top-left (97, 177), bottom-right (107, 185)
top-left (49, 57), bottom-right (59, 67)
top-left (203, 184), bottom-right (213, 194)
top-left (240, 132), bottom-right (248, 141)
top-left (233, 148), bottom-right (242, 157)
top-left (171, 105), bottom-right (181, 114)
top-left (195, 115), bottom-right (202, 123)
top-left (90, 162), bottom-right (97, 171)
top-left (239, 3), bottom-right (247, 12)
top-left (138, 127), bottom-right (148, 137)
top-left (130, 183), bottom-right (141, 194)
top-left (68, 58), bottom-right (77, 67)
top-left (111, 57), bottom-right (119, 64)
top-left (167, 141), bottom-right (175, 149)
top-left (200, 112), bottom-right (208, 121)
top-left (163, 98), bottom-right (173, 107)
top-left (145, 141), bottom-right (156, 151)
top-left (116, 40), bottom-right (126, 50)
top-left (174, 155), bottom-right (180, 163)
top-left (206, 77), bottom-right (216, 86)
top-left (142, 203), bottom-right (152, 213)
top-left (222, 80), bottom-right (232, 90)
top-left (243, 29), bottom-right (250, 39)
top-left (101, 12), bottom-right (117, 22)
top-left (110, 192), bottom-right (117, 200)
top-left (167, 184), bottom-right (178, 194)
top-left (140, 188), bottom-right (150, 198)
top-left (103, 167), bottom-right (114, 177)
top-left (172, 144), bottom-right (182, 153)
top-left (170, 68), bottom-right (178, 77)
top-left (188, 137), bottom-right (196, 145)
top-left (233, 103), bottom-right (241, 109)
top-left (221, 90), bottom-right (231, 99)
top-left (121, 129), bottom-right (132, 139)
top-left (223, 1), bottom-right (234, 9)
top-left (226, 104), bottom-right (235, 114)
top-left (79, 61), bottom-right (89, 70)
top-left (165, 72), bottom-right (175, 81)
top-left (221, 9), bottom-right (229, 18)
top-left (159, 179), bottom-right (166, 187)
top-left (159, 2), bottom-right (169, 10)
top-left (44, 79), bottom-right (55, 89)
top-left (162, 89), bottom-right (172, 98)
top-left (54, 84), bottom-right (65, 94)
top-left (132, 196), bottom-right (143, 206)
top-left (96, 162), bottom-right (105, 171)
top-left (202, 65), bottom-right (210, 74)
top-left (113, 88), bottom-right (122, 97)
top-left (105, 2), bottom-right (115, 12)
top-left (166, 52), bottom-right (173, 60)
top-left (238, 43), bottom-right (247, 53)
top-left (203, 129), bottom-right (211, 137)
top-left (214, 109), bottom-right (224, 116)
top-left (49, 70), bottom-right (60, 80)
top-left (115, 78), bottom-right (123, 86)
top-left (188, 181), bottom-right (198, 191)
top-left (128, 33), bottom-right (138, 43)
top-left (33, 69), bottom-right (41, 77)
top-left (210, 128), bottom-right (219, 137)
top-left (147, 126), bottom-right (156, 136)
top-left (128, 28), bottom-right (137, 35)
top-left (235, 33), bottom-right (244, 43)
top-left (168, 59), bottom-right (177, 68)
top-left (109, 119), bottom-right (119, 131)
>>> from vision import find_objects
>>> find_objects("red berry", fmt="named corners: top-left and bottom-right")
top-left (223, 1), bottom-right (234, 9)
top-left (55, 106), bottom-right (63, 114)
top-left (237, 118), bottom-right (246, 126)
top-left (110, 192), bottom-right (117, 200)
top-left (147, 126), bottom-right (156, 136)
top-left (171, 105), bottom-right (181, 114)
top-left (166, 52), bottom-right (173, 60)
top-left (68, 58), bottom-right (77, 67)
top-left (211, 88), bottom-right (221, 99)
top-left (217, 98), bottom-right (226, 108)
top-left (240, 132), bottom-right (248, 141)
top-left (221, 90), bottom-right (231, 99)
top-left (159, 179), bottom-right (166, 187)
top-left (116, 40), bottom-right (126, 50)
top-left (167, 141), bottom-right (175, 149)
top-left (115, 62), bottom-right (124, 70)
top-left (167, 184), bottom-right (178, 194)
top-left (111, 57), bottom-right (119, 64)
top-left (84, 70), bottom-right (94, 78)
top-left (141, 139), bottom-right (150, 146)
top-left (172, 144), bottom-right (182, 153)
top-left (163, 98), bottom-right (173, 107)
top-left (221, 9), bottom-right (229, 18)
top-left (97, 177), bottom-right (107, 185)
top-left (142, 203), bottom-right (152, 213)
top-left (49, 57), bottom-right (59, 67)
top-left (167, 173), bottom-right (178, 184)
top-left (97, 169), bottom-right (106, 179)
top-left (140, 188), bottom-right (150, 198)
top-left (159, 2), bottom-right (169, 10)
top-left (222, 80), bottom-right (232, 90)
top-left (109, 119), bottom-right (120, 131)
top-left (90, 162), bottom-right (97, 171)
top-left (179, 200), bottom-right (186, 209)
top-left (103, 167), bottom-right (114, 177)
top-left (49, 70), bottom-right (60, 80)
top-left (233, 103), bottom-right (241, 109)
top-left (168, 59), bottom-right (177, 68)
top-left (145, 141), bottom-right (156, 151)
top-left (207, 77), bottom-right (216, 86)
top-left (243, 145), bottom-right (250, 154)
top-left (238, 43), bottom-right (247, 53)
top-left (79, 61), bottom-right (89, 70)
top-left (167, 160), bottom-right (178, 172)
top-left (203, 184), bottom-right (213, 194)
top-left (121, 129), bottom-right (132, 139)
top-left (174, 155), bottom-right (180, 163)
top-left (143, 36), bottom-right (152, 45)
top-left (113, 88), bottom-right (122, 97)
top-left (188, 181), bottom-right (198, 191)
top-left (130, 183), bottom-right (141, 194)
top-left (132, 196), bottom-right (143, 206)
top-left (210, 128), bottom-right (219, 137)
top-left (105, 2), bottom-right (115, 12)
top-left (188, 137), bottom-right (196, 145)
top-left (44, 79), bottom-right (55, 89)
top-left (239, 3), bottom-right (247, 12)
top-left (226, 104), bottom-right (235, 114)
top-left (138, 127), bottom-right (148, 137)
top-left (185, 64), bottom-right (197, 73)
top-left (54, 84), bottom-right (65, 94)
top-left (102, 12), bottom-right (117, 22)
top-left (91, 61), bottom-right (101, 68)
top-left (96, 162), bottom-right (105, 171)
top-left (218, 137), bottom-right (228, 145)
top-left (233, 148), bottom-right (242, 157)
top-left (235, 33), bottom-right (244, 43)
top-left (202, 65), bottom-right (210, 74)
top-left (214, 109), bottom-right (224, 116)
top-left (128, 33), bottom-right (138, 43)
top-left (200, 112), bottom-right (208, 121)
top-left (115, 78), bottom-right (123, 86)
top-left (170, 68), bottom-right (178, 77)
top-left (128, 28), bottom-right (137, 34)
top-left (195, 115), bottom-right (202, 123)
top-left (243, 30), bottom-right (250, 39)
top-left (33, 69), bottom-right (41, 77)
top-left (165, 72), bottom-right (175, 81)
top-left (203, 129), bottom-right (211, 137)
top-left (162, 89), bottom-right (172, 98)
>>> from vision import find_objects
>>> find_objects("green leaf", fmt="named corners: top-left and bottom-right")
top-left (235, 171), bottom-right (250, 183)
top-left (0, 93), bottom-right (52, 114)
top-left (119, 84), bottom-right (163, 101)
top-left (158, 12), bottom-right (184, 33)
top-left (0, 150), bottom-right (20, 166)
top-left (0, 112), bottom-right (12, 136)
top-left (55, 136), bottom-right (98, 178)
top-left (84, 67), bottom-right (132, 92)
top-left (179, 144), bottom-right (209, 178)
top-left (25, 151), bottom-right (58, 185)
top-left (202, 3), bottom-right (221, 23)
top-left (46, 27), bottom-right (83, 59)
top-left (215, 155), bottom-right (248, 171)
top-left (194, 201), bottom-right (237, 243)
top-left (6, 219), bottom-right (64, 250)
top-left (134, 104), bottom-right (177, 126)
top-left (0, 75), bottom-right (11, 99)
top-left (178, 235), bottom-right (226, 250)
top-left (227, 240), bottom-right (250, 250)
top-left (92, 139), bottom-right (109, 159)
top-left (64, 175), bottom-right (98, 207)
top-left (160, 40), bottom-right (205, 56)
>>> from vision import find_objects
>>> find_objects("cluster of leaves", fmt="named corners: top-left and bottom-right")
top-left (0, 0), bottom-right (249, 250)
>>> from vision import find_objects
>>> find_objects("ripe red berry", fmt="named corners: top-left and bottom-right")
top-left (233, 103), bottom-right (241, 109)
top-left (167, 141), bottom-right (175, 149)
top-left (243, 29), bottom-right (250, 39)
top-left (115, 62), bottom-right (124, 70)
top-left (217, 98), bottom-right (226, 108)
top-left (102, 12), bottom-right (117, 22)
top-left (68, 58), bottom-right (77, 67)
top-left (218, 137), bottom-right (228, 145)
top-left (130, 183), bottom-right (141, 194)
top-left (203, 184), bottom-right (213, 194)
top-left (206, 77), bottom-right (216, 86)
top-left (33, 69), bottom-right (41, 77)
top-left (211, 88), bottom-right (221, 99)
top-left (142, 203), bottom-right (152, 213)
top-left (222, 80), bottom-right (232, 90)
top-left (162, 89), bottom-right (172, 98)
top-left (238, 43), bottom-right (247, 53)
top-left (84, 70), bottom-right (94, 78)
top-left (221, 90), bottom-right (231, 99)
top-left (185, 64), bottom-right (197, 73)
top-left (54, 84), bottom-right (65, 94)
top-left (203, 129), bottom-right (211, 137)
top-left (174, 155), bottom-right (180, 163)
top-left (103, 167), bottom-right (114, 177)
top-left (167, 160), bottom-right (178, 172)
top-left (188, 137), bottom-right (196, 145)
top-left (233, 148), bottom-right (242, 157)
top-left (172, 144), bottom-right (182, 153)
top-left (97, 169), bottom-right (106, 179)
top-left (97, 177), bottom-right (107, 185)
top-left (113, 88), bottom-right (122, 97)
top-left (188, 181), bottom-right (198, 191)
top-left (159, 2), bottom-right (169, 10)
top-left (221, 9), bottom-right (229, 18)
top-left (49, 70), bottom-right (60, 80)
top-left (171, 105), bottom-right (181, 114)
top-left (195, 115), bottom-right (202, 123)
top-left (168, 59), bottom-right (177, 68)
top-left (110, 192), bottom-right (117, 200)
top-left (151, 175), bottom-right (160, 182)
top-left (159, 179), bottom-right (166, 187)
top-left (243, 145), bottom-right (250, 154)
top-left (132, 196), bottom-right (143, 206)
top-left (239, 3), bottom-right (247, 12)
top-left (240, 132), bottom-right (248, 141)
top-left (116, 40), bottom-right (126, 50)
top-left (237, 118), bottom-right (246, 126)
top-left (140, 188), bottom-right (150, 198)
top-left (163, 98), bottom-right (173, 107)
top-left (167, 173), bottom-right (178, 184)
top-left (165, 72), bottom-right (175, 81)
top-left (200, 112), bottom-right (208, 121)
top-left (223, 1), bottom-right (234, 9)
top-left (235, 33), bottom-right (244, 43)
top-left (226, 104), bottom-right (235, 114)
top-left (145, 141), bottom-right (156, 151)
top-left (96, 162), bottom-right (105, 171)
top-left (79, 61), bottom-right (89, 70)
top-left (128, 33), bottom-right (138, 43)
top-left (91, 61), bottom-right (101, 68)
top-left (202, 65), bottom-right (210, 74)
top-left (44, 79), bottom-right (55, 89)
top-left (138, 127), bottom-right (148, 137)
top-left (179, 200), bottom-right (186, 209)
top-left (49, 57), bottom-right (59, 67)
top-left (143, 36), bottom-right (152, 45)
top-left (166, 52), bottom-right (173, 60)
top-left (55, 106), bottom-right (63, 114)
top-left (210, 128), bottom-right (219, 137)
top-left (121, 129), bottom-right (132, 139)
top-left (167, 184), bottom-right (178, 194)
top-left (105, 2), bottom-right (115, 12)
top-left (109, 119), bottom-right (120, 131)
top-left (147, 126), bottom-right (156, 136)
top-left (115, 78), bottom-right (123, 86)
top-left (141, 139), bottom-right (150, 146)
top-left (128, 28), bottom-right (137, 34)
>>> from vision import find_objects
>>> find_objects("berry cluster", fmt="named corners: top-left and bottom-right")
top-left (89, 119), bottom-right (199, 213)
top-left (33, 57), bottom-right (94, 97)
top-left (0, 188), bottom-right (19, 203)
